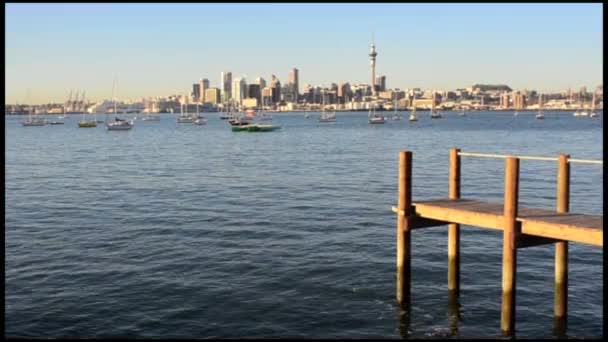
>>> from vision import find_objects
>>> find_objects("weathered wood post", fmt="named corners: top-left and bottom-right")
top-left (397, 151), bottom-right (412, 308)
top-left (501, 156), bottom-right (519, 335)
top-left (555, 154), bottom-right (570, 331)
top-left (448, 148), bottom-right (461, 295)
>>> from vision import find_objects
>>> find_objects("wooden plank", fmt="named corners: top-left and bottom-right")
top-left (410, 199), bottom-right (603, 247)
top-left (413, 200), bottom-right (503, 230)
top-left (392, 206), bottom-right (453, 229)
top-left (521, 220), bottom-right (602, 247)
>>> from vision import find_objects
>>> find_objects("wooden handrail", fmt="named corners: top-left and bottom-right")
top-left (457, 151), bottom-right (602, 164)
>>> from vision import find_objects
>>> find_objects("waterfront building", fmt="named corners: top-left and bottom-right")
top-left (221, 71), bottom-right (232, 102)
top-left (199, 78), bottom-right (209, 103)
top-left (375, 75), bottom-right (386, 92)
top-left (512, 91), bottom-right (526, 110)
top-left (232, 77), bottom-right (246, 105)
top-left (288, 68), bottom-right (299, 101)
top-left (205, 88), bottom-right (221, 106)
top-left (282, 83), bottom-right (297, 103)
top-left (256, 77), bottom-right (266, 89)
top-left (338, 82), bottom-right (351, 104)
top-left (270, 75), bottom-right (281, 104)
top-left (246, 84), bottom-right (261, 104)
top-left (192, 84), bottom-right (201, 102)
top-left (261, 87), bottom-right (272, 107)
top-left (500, 92), bottom-right (510, 109)
top-left (241, 98), bottom-right (258, 109)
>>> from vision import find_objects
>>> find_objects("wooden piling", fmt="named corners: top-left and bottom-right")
top-left (448, 148), bottom-right (461, 295)
top-left (555, 154), bottom-right (569, 327)
top-left (501, 157), bottom-right (519, 335)
top-left (397, 151), bottom-right (412, 307)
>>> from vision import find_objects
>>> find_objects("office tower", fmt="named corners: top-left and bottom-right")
top-left (288, 68), bottom-right (299, 101)
top-left (221, 71), bottom-right (232, 102)
top-left (232, 77), bottom-right (246, 105)
top-left (256, 77), bottom-right (266, 89)
top-left (192, 84), bottom-right (201, 102)
top-left (199, 78), bottom-right (209, 103)
top-left (205, 88), bottom-right (221, 105)
top-left (270, 75), bottom-right (281, 104)
top-left (375, 75), bottom-right (386, 92)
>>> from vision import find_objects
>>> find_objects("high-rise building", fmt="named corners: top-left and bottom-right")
top-left (282, 84), bottom-right (297, 103)
top-left (199, 78), bottom-right (209, 103)
top-left (261, 87), bottom-right (272, 107)
top-left (500, 92), bottom-right (510, 108)
top-left (205, 88), bottom-right (221, 106)
top-left (369, 35), bottom-right (378, 97)
top-left (232, 77), bottom-right (246, 105)
top-left (338, 82), bottom-right (351, 104)
top-left (247, 84), bottom-right (261, 103)
top-left (375, 75), bottom-right (386, 92)
top-left (221, 71), bottom-right (232, 102)
top-left (512, 91), bottom-right (526, 110)
top-left (288, 68), bottom-right (299, 101)
top-left (270, 75), bottom-right (281, 104)
top-left (256, 77), bottom-right (266, 89)
top-left (192, 84), bottom-right (201, 102)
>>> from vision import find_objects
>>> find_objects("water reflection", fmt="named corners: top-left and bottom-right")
top-left (447, 291), bottom-right (461, 336)
top-left (397, 307), bottom-right (411, 339)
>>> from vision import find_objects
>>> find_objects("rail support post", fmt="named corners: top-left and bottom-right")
top-left (501, 156), bottom-right (519, 335)
top-left (448, 148), bottom-right (461, 296)
top-left (397, 151), bottom-right (412, 308)
top-left (554, 154), bottom-right (570, 333)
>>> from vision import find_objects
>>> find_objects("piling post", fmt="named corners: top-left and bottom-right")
top-left (397, 151), bottom-right (412, 308)
top-left (448, 148), bottom-right (461, 295)
top-left (501, 156), bottom-right (519, 335)
top-left (555, 154), bottom-right (570, 331)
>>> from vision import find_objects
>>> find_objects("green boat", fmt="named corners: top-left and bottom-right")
top-left (231, 125), bottom-right (251, 132)
top-left (246, 123), bottom-right (281, 132)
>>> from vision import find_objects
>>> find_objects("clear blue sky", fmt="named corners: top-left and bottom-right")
top-left (6, 3), bottom-right (603, 104)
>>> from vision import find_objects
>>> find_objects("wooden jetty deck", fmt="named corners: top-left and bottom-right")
top-left (391, 148), bottom-right (603, 336)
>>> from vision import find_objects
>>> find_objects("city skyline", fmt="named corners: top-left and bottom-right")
top-left (6, 3), bottom-right (603, 104)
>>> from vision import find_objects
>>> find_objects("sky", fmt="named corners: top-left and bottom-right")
top-left (5, 3), bottom-right (603, 104)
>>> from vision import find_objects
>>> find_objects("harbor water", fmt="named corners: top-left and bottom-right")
top-left (4, 111), bottom-right (603, 338)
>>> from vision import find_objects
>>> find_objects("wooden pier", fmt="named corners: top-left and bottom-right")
top-left (391, 148), bottom-right (603, 336)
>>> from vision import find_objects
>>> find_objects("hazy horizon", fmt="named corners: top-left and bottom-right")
top-left (6, 3), bottom-right (603, 104)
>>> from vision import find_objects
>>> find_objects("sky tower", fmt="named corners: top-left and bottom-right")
top-left (369, 33), bottom-right (378, 97)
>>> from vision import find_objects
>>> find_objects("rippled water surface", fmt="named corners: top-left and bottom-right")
top-left (5, 111), bottom-right (603, 338)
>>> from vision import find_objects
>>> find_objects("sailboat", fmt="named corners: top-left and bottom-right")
top-left (459, 108), bottom-right (466, 117)
top-left (106, 79), bottom-right (134, 130)
top-left (589, 93), bottom-right (598, 118)
top-left (409, 98), bottom-right (418, 122)
top-left (368, 102), bottom-right (386, 124)
top-left (177, 93), bottom-right (194, 123)
top-left (430, 94), bottom-right (442, 119)
top-left (21, 104), bottom-right (46, 126)
top-left (574, 95), bottom-right (587, 117)
top-left (535, 94), bottom-right (545, 120)
top-left (392, 97), bottom-right (401, 120)
top-left (193, 101), bottom-right (207, 125)
top-left (77, 97), bottom-right (97, 128)
top-left (319, 93), bottom-right (336, 122)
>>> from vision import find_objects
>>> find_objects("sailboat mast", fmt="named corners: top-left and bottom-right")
top-left (113, 79), bottom-right (117, 116)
